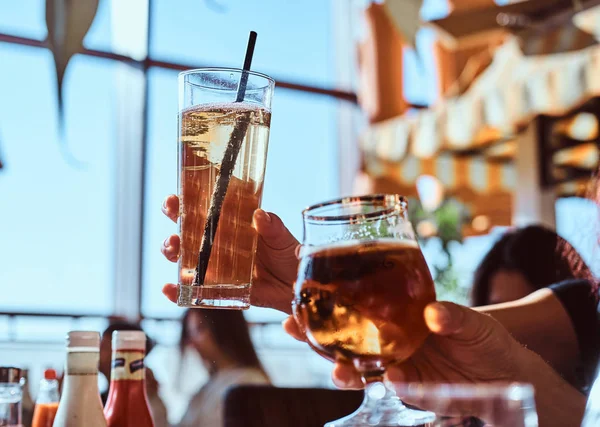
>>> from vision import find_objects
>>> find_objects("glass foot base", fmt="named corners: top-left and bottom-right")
top-left (325, 382), bottom-right (436, 427)
top-left (177, 284), bottom-right (251, 309)
top-left (325, 405), bottom-right (435, 427)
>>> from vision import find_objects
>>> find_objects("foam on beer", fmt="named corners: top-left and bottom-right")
top-left (181, 102), bottom-right (271, 115)
top-left (299, 237), bottom-right (420, 258)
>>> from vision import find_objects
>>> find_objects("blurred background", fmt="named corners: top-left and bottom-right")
top-left (1, 0), bottom-right (600, 423)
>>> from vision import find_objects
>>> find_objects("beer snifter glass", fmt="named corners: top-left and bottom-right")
top-left (293, 194), bottom-right (437, 426)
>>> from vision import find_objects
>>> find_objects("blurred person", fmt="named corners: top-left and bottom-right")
top-left (468, 225), bottom-right (597, 389)
top-left (176, 309), bottom-right (269, 427)
top-left (160, 194), bottom-right (599, 426)
top-left (100, 320), bottom-right (168, 427)
top-left (471, 225), bottom-right (593, 306)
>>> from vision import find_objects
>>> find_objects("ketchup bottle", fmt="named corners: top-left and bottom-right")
top-left (103, 331), bottom-right (154, 427)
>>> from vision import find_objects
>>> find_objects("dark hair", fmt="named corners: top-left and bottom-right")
top-left (179, 309), bottom-right (268, 378)
top-left (102, 319), bottom-right (155, 354)
top-left (471, 225), bottom-right (592, 306)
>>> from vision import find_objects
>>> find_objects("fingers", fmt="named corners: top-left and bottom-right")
top-left (282, 316), bottom-right (363, 389)
top-left (424, 301), bottom-right (486, 341)
top-left (282, 315), bottom-right (363, 390)
top-left (253, 210), bottom-right (300, 251)
top-left (162, 283), bottom-right (178, 303)
top-left (161, 235), bottom-right (180, 262)
top-left (282, 316), bottom-right (305, 341)
top-left (332, 362), bottom-right (363, 389)
top-left (387, 362), bottom-right (417, 383)
top-left (162, 195), bottom-right (179, 223)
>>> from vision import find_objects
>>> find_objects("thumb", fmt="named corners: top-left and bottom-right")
top-left (424, 301), bottom-right (489, 342)
top-left (253, 210), bottom-right (299, 250)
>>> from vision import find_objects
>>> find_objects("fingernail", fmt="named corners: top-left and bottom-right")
top-left (332, 378), bottom-right (344, 388)
top-left (386, 367), bottom-right (405, 383)
top-left (162, 198), bottom-right (168, 211)
top-left (425, 302), bottom-right (451, 330)
top-left (256, 209), bottom-right (272, 224)
top-left (163, 237), bottom-right (170, 248)
top-left (434, 303), bottom-right (451, 326)
top-left (261, 210), bottom-right (272, 223)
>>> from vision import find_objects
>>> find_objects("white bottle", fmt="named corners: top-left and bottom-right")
top-left (52, 331), bottom-right (107, 427)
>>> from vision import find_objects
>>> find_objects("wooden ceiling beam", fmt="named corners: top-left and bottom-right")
top-left (431, 0), bottom-right (600, 43)
top-left (520, 0), bottom-right (600, 37)
top-left (551, 135), bottom-right (600, 152)
top-left (551, 164), bottom-right (596, 184)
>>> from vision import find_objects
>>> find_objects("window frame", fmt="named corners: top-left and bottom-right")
top-left (0, 0), bottom-right (359, 322)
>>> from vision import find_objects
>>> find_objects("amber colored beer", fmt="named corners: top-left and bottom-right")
top-left (178, 104), bottom-right (270, 307)
top-left (294, 239), bottom-right (436, 365)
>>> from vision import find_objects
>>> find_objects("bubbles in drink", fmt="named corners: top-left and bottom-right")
top-left (179, 103), bottom-right (271, 288)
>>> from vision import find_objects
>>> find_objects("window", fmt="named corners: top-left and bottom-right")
top-left (403, 29), bottom-right (439, 106)
top-left (0, 45), bottom-right (116, 315)
top-left (83, 0), bottom-right (114, 53)
top-left (141, 70), bottom-right (342, 318)
top-left (0, 0), bottom-right (357, 403)
top-left (142, 67), bottom-right (179, 318)
top-left (0, 315), bottom-right (109, 394)
top-left (0, 0), bottom-right (46, 40)
top-left (262, 89), bottom-right (340, 237)
top-left (1, 0), bottom-right (353, 317)
top-left (556, 197), bottom-right (600, 277)
top-left (419, 232), bottom-right (501, 305)
top-left (150, 0), bottom-right (336, 87)
top-left (140, 1), bottom-right (347, 319)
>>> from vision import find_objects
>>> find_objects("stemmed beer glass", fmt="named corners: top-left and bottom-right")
top-left (293, 194), bottom-right (437, 426)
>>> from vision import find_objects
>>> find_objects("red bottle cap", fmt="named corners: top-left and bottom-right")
top-left (44, 369), bottom-right (57, 380)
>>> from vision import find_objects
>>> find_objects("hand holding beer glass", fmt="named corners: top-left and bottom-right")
top-left (293, 195), bottom-right (437, 426)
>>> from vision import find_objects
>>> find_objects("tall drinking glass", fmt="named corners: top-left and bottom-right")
top-left (177, 68), bottom-right (274, 309)
top-left (293, 194), bottom-right (437, 426)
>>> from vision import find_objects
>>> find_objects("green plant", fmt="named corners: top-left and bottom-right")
top-left (408, 197), bottom-right (471, 303)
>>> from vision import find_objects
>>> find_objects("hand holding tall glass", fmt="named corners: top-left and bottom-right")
top-left (177, 68), bottom-right (274, 309)
top-left (293, 195), bottom-right (437, 426)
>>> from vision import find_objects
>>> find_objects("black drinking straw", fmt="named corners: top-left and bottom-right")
top-left (193, 31), bottom-right (258, 287)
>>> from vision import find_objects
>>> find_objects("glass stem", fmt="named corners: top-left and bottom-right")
top-left (361, 368), bottom-right (385, 385)
top-left (356, 362), bottom-right (407, 425)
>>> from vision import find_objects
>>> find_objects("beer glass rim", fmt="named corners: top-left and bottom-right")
top-left (179, 67), bottom-right (275, 89)
top-left (392, 382), bottom-right (535, 400)
top-left (302, 194), bottom-right (407, 223)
